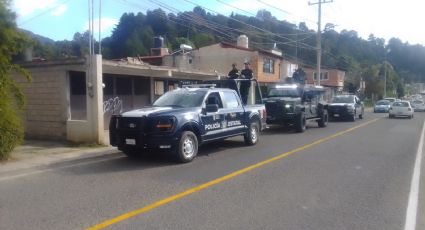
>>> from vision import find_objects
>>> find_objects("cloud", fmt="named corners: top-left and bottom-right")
top-left (51, 4), bottom-right (68, 16)
top-left (13, 0), bottom-right (58, 16)
top-left (84, 18), bottom-right (119, 33)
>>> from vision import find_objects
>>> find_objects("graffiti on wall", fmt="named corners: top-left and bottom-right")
top-left (103, 97), bottom-right (122, 115)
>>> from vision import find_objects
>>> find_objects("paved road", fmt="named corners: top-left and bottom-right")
top-left (1, 111), bottom-right (424, 230)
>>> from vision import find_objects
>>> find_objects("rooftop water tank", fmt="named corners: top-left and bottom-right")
top-left (237, 35), bottom-right (248, 48)
top-left (154, 36), bottom-right (165, 48)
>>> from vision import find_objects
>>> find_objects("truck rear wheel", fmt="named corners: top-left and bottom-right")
top-left (317, 110), bottom-right (328, 127)
top-left (244, 121), bottom-right (259, 145)
top-left (176, 131), bottom-right (198, 163)
top-left (295, 112), bottom-right (306, 133)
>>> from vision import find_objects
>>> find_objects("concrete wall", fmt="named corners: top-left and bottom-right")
top-left (63, 55), bottom-right (104, 144)
top-left (165, 44), bottom-right (283, 85)
top-left (197, 44), bottom-right (256, 77)
top-left (15, 67), bottom-right (71, 140)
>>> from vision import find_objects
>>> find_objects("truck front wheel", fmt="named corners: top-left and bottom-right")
top-left (295, 112), bottom-right (306, 133)
top-left (244, 121), bottom-right (259, 145)
top-left (176, 131), bottom-right (198, 163)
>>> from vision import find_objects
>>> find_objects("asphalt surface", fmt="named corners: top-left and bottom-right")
top-left (1, 111), bottom-right (424, 230)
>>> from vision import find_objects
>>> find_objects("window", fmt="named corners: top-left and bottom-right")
top-left (70, 71), bottom-right (86, 95)
top-left (223, 91), bottom-right (240, 109)
top-left (69, 71), bottom-right (87, 120)
top-left (263, 58), bottom-right (275, 73)
top-left (313, 72), bottom-right (329, 81)
top-left (134, 78), bottom-right (149, 95)
top-left (116, 77), bottom-right (132, 95)
top-left (103, 76), bottom-right (114, 95)
top-left (154, 80), bottom-right (165, 95)
top-left (205, 92), bottom-right (223, 108)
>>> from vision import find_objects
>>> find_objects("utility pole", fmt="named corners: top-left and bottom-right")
top-left (309, 0), bottom-right (332, 86)
top-left (384, 47), bottom-right (390, 98)
top-left (384, 57), bottom-right (387, 98)
top-left (98, 0), bottom-right (102, 54)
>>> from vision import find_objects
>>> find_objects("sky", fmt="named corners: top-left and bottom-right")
top-left (11, 0), bottom-right (425, 46)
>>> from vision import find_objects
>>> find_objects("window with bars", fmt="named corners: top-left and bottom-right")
top-left (263, 58), bottom-right (275, 74)
top-left (313, 72), bottom-right (329, 80)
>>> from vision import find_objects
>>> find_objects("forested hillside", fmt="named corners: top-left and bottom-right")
top-left (30, 7), bottom-right (425, 98)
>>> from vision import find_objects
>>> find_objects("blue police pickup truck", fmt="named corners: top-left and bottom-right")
top-left (109, 80), bottom-right (266, 163)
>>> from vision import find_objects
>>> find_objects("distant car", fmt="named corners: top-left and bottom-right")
top-left (328, 95), bottom-right (364, 121)
top-left (411, 100), bottom-right (425, 112)
top-left (374, 100), bottom-right (391, 113)
top-left (384, 97), bottom-right (397, 104)
top-left (389, 101), bottom-right (414, 119)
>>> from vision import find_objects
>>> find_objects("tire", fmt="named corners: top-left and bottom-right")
top-left (295, 112), bottom-right (306, 133)
top-left (176, 131), bottom-right (198, 163)
top-left (317, 110), bottom-right (328, 128)
top-left (350, 112), bottom-right (356, 122)
top-left (359, 113), bottom-right (363, 119)
top-left (389, 114), bottom-right (393, 118)
top-left (244, 121), bottom-right (259, 145)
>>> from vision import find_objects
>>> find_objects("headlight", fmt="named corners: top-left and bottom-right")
top-left (154, 117), bottom-right (176, 132)
top-left (345, 104), bottom-right (354, 111)
top-left (284, 103), bottom-right (294, 111)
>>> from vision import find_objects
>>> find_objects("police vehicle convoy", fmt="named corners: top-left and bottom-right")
top-left (109, 82), bottom-right (266, 163)
top-left (328, 94), bottom-right (364, 121)
top-left (263, 83), bottom-right (329, 132)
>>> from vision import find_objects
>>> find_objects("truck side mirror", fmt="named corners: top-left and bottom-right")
top-left (205, 104), bottom-right (219, 113)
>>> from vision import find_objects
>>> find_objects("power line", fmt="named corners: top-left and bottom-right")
top-left (256, 0), bottom-right (317, 25)
top-left (122, 0), bottom-right (318, 52)
top-left (181, 0), bottom-right (318, 50)
top-left (115, 0), bottom-right (339, 69)
top-left (18, 0), bottom-right (74, 26)
top-left (309, 0), bottom-right (333, 85)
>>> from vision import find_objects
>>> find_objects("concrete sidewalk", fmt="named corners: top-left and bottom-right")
top-left (0, 140), bottom-right (120, 175)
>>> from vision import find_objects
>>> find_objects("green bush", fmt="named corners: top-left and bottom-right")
top-left (0, 1), bottom-right (31, 160)
top-left (0, 93), bottom-right (24, 160)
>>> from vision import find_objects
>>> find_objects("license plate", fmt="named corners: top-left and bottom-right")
top-left (334, 114), bottom-right (339, 117)
top-left (125, 139), bottom-right (136, 145)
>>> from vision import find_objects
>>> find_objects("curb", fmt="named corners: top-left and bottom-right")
top-left (0, 146), bottom-right (121, 176)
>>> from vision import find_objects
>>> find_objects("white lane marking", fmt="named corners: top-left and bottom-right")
top-left (0, 155), bottom-right (124, 182)
top-left (404, 119), bottom-right (424, 230)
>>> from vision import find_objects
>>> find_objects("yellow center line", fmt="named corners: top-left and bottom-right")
top-left (86, 118), bottom-right (381, 230)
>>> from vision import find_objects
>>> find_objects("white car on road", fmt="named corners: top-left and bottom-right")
top-left (389, 101), bottom-right (414, 119)
top-left (411, 100), bottom-right (425, 112)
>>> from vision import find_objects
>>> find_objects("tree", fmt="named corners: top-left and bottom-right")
top-left (0, 0), bottom-right (31, 160)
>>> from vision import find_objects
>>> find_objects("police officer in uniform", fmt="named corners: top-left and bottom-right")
top-left (240, 61), bottom-right (253, 105)
top-left (228, 63), bottom-right (240, 79)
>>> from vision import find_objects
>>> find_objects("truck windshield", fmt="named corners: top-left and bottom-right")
top-left (267, 88), bottom-right (300, 97)
top-left (153, 89), bottom-right (207, 108)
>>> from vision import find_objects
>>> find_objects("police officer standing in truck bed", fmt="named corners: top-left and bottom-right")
top-left (240, 61), bottom-right (253, 105)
